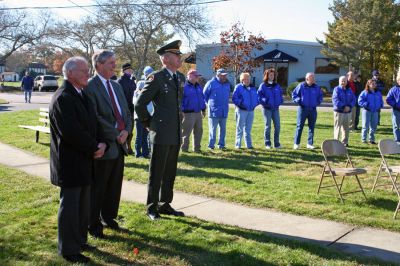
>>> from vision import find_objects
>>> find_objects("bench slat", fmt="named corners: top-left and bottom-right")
top-left (39, 112), bottom-right (49, 117)
top-left (39, 118), bottom-right (49, 124)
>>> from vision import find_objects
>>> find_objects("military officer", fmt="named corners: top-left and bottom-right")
top-left (134, 40), bottom-right (185, 220)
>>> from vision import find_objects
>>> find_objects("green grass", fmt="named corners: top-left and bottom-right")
top-left (0, 165), bottom-right (392, 265)
top-left (1, 108), bottom-right (400, 232)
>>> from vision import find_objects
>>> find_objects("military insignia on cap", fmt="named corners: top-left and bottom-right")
top-left (156, 40), bottom-right (182, 55)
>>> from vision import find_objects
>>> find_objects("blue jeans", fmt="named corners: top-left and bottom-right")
top-left (235, 109), bottom-right (254, 148)
top-left (208, 117), bottom-right (227, 148)
top-left (24, 90), bottom-right (32, 102)
top-left (361, 109), bottom-right (378, 142)
top-left (294, 106), bottom-right (317, 145)
top-left (135, 120), bottom-right (149, 157)
top-left (392, 109), bottom-right (400, 142)
top-left (262, 108), bottom-right (281, 147)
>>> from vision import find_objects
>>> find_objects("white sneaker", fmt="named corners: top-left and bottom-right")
top-left (293, 144), bottom-right (299, 150)
top-left (307, 144), bottom-right (315, 149)
top-left (265, 145), bottom-right (271, 149)
top-left (275, 145), bottom-right (283, 149)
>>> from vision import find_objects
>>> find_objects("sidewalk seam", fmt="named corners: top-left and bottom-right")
top-left (177, 199), bottom-right (215, 210)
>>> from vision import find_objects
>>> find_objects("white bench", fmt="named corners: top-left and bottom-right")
top-left (19, 108), bottom-right (50, 143)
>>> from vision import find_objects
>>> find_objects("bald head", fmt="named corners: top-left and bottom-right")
top-left (305, 72), bottom-right (315, 86)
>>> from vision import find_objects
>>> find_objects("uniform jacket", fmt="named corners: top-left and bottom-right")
top-left (292, 82), bottom-right (323, 108)
top-left (203, 77), bottom-right (230, 118)
top-left (332, 86), bottom-right (356, 113)
top-left (386, 85), bottom-right (400, 111)
top-left (257, 82), bottom-right (284, 110)
top-left (117, 73), bottom-right (136, 114)
top-left (181, 81), bottom-right (206, 113)
top-left (134, 68), bottom-right (185, 145)
top-left (84, 74), bottom-right (132, 159)
top-left (49, 80), bottom-right (103, 187)
top-left (21, 75), bottom-right (34, 91)
top-left (232, 83), bottom-right (259, 111)
top-left (358, 90), bottom-right (383, 112)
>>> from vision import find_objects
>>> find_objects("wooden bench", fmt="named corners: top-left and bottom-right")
top-left (19, 107), bottom-right (50, 143)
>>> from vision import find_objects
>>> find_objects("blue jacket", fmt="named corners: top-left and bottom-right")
top-left (386, 85), bottom-right (400, 111)
top-left (257, 82), bottom-right (283, 110)
top-left (358, 90), bottom-right (383, 112)
top-left (21, 76), bottom-right (34, 91)
top-left (203, 77), bottom-right (230, 118)
top-left (332, 86), bottom-right (356, 113)
top-left (232, 83), bottom-right (259, 111)
top-left (181, 81), bottom-right (206, 113)
top-left (292, 82), bottom-right (323, 108)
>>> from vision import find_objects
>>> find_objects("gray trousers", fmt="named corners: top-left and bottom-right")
top-left (181, 112), bottom-right (203, 152)
top-left (58, 185), bottom-right (90, 256)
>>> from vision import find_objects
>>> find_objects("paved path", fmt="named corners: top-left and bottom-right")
top-left (0, 142), bottom-right (399, 264)
top-left (0, 91), bottom-right (52, 112)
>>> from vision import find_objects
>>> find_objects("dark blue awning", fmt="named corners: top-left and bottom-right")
top-left (257, 49), bottom-right (298, 63)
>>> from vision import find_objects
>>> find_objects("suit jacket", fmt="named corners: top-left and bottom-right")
top-left (84, 74), bottom-right (133, 160)
top-left (117, 74), bottom-right (136, 114)
top-left (49, 80), bottom-right (102, 187)
top-left (134, 68), bottom-right (185, 145)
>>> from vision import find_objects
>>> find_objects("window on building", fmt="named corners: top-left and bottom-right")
top-left (315, 58), bottom-right (339, 74)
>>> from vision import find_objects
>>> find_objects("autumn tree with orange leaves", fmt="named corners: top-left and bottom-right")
top-left (212, 22), bottom-right (267, 84)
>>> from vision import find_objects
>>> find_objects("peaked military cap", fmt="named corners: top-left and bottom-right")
top-left (122, 63), bottom-right (132, 71)
top-left (156, 40), bottom-right (182, 55)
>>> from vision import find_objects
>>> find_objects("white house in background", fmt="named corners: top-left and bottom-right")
top-left (28, 62), bottom-right (47, 75)
top-left (196, 39), bottom-right (347, 90)
top-left (1, 72), bottom-right (20, 82)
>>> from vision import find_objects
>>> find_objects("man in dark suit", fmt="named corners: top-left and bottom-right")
top-left (134, 40), bottom-right (186, 220)
top-left (50, 56), bottom-right (107, 263)
top-left (117, 63), bottom-right (136, 154)
top-left (85, 50), bottom-right (132, 237)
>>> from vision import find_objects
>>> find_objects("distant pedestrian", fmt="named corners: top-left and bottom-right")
top-left (181, 69), bottom-right (206, 152)
top-left (386, 74), bottom-right (400, 143)
top-left (358, 79), bottom-right (383, 144)
top-left (372, 70), bottom-right (385, 125)
top-left (21, 71), bottom-right (34, 103)
top-left (203, 68), bottom-right (231, 150)
top-left (292, 72), bottom-right (323, 149)
top-left (257, 68), bottom-right (284, 149)
top-left (332, 76), bottom-right (355, 146)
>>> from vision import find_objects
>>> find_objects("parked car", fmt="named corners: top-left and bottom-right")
top-left (34, 75), bottom-right (58, 91)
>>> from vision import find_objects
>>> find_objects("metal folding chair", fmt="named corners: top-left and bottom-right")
top-left (318, 139), bottom-right (367, 202)
top-left (372, 139), bottom-right (400, 219)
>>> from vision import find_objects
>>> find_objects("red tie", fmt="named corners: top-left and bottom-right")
top-left (106, 80), bottom-right (125, 131)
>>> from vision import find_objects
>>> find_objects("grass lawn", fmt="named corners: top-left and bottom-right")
top-left (0, 165), bottom-right (391, 265)
top-left (0, 108), bottom-right (400, 232)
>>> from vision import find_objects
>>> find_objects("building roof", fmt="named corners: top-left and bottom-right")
top-left (28, 63), bottom-right (47, 68)
top-left (257, 49), bottom-right (298, 62)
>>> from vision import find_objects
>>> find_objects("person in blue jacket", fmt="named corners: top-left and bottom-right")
top-left (332, 76), bottom-right (356, 147)
top-left (257, 68), bottom-right (283, 149)
top-left (386, 74), bottom-right (400, 143)
top-left (181, 69), bottom-right (206, 152)
top-left (21, 71), bottom-right (34, 103)
top-left (358, 79), bottom-right (384, 144)
top-left (292, 72), bottom-right (323, 149)
top-left (232, 72), bottom-right (258, 149)
top-left (372, 70), bottom-right (385, 125)
top-left (203, 68), bottom-right (231, 150)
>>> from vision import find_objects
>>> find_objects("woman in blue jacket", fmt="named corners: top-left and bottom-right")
top-left (257, 68), bottom-right (284, 149)
top-left (232, 72), bottom-right (259, 149)
top-left (358, 79), bottom-right (384, 144)
top-left (386, 74), bottom-right (400, 143)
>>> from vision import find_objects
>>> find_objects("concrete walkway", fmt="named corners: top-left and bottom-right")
top-left (0, 142), bottom-right (399, 264)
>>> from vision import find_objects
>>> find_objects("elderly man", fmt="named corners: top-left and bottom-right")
top-left (50, 57), bottom-right (107, 263)
top-left (85, 50), bottom-right (132, 237)
top-left (292, 72), bottom-right (323, 149)
top-left (181, 69), bottom-right (206, 152)
top-left (135, 40), bottom-right (186, 220)
top-left (203, 68), bottom-right (231, 150)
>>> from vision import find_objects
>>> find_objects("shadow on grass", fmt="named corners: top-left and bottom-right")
top-left (367, 197), bottom-right (399, 211)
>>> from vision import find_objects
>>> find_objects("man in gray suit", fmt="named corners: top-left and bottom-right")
top-left (135, 40), bottom-right (185, 220)
top-left (85, 50), bottom-right (132, 237)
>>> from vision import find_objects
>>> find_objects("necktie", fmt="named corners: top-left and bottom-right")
top-left (106, 80), bottom-right (125, 131)
top-left (173, 73), bottom-right (179, 89)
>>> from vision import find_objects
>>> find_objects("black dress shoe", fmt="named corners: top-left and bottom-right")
top-left (81, 243), bottom-right (96, 251)
top-left (158, 205), bottom-right (185, 217)
top-left (101, 219), bottom-right (120, 230)
top-left (63, 253), bottom-right (90, 263)
top-left (147, 211), bottom-right (161, 221)
top-left (370, 141), bottom-right (377, 145)
top-left (89, 229), bottom-right (105, 239)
